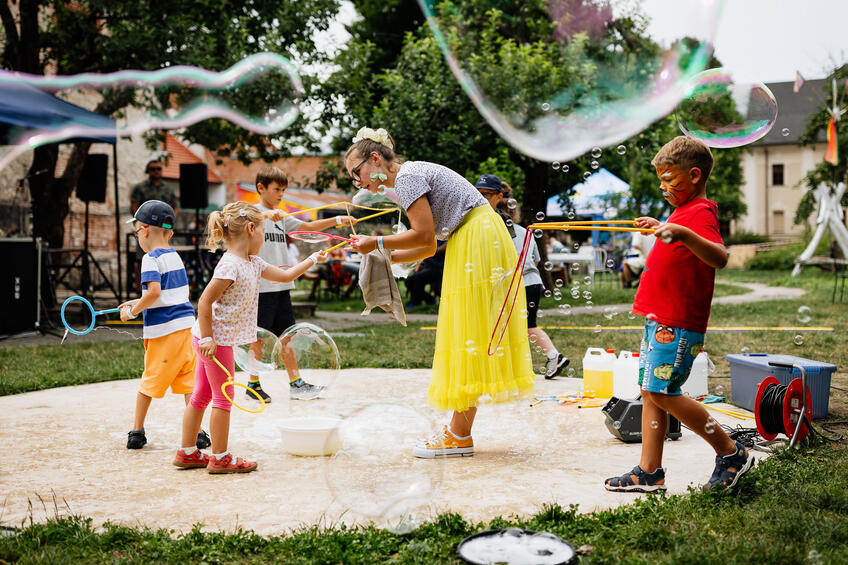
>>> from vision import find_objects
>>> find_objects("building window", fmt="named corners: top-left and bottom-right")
top-left (772, 164), bottom-right (784, 186)
top-left (772, 210), bottom-right (785, 234)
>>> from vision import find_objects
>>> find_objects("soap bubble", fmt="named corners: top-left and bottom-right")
top-left (583, 171), bottom-right (592, 180)
top-left (567, 211), bottom-right (575, 220)
top-left (417, 1), bottom-right (721, 162)
top-left (591, 147), bottom-right (602, 159)
top-left (613, 420), bottom-right (622, 430)
top-left (464, 262), bottom-right (474, 272)
top-left (571, 262), bottom-right (580, 272)
top-left (541, 102), bottom-right (552, 112)
top-left (529, 302), bottom-right (536, 308)
top-left (0, 53), bottom-right (305, 173)
top-left (554, 278), bottom-right (563, 288)
top-left (794, 334), bottom-right (804, 346)
top-left (534, 229), bottom-right (543, 239)
top-left (439, 227), bottom-right (451, 239)
top-left (552, 161), bottom-right (561, 170)
top-left (567, 368), bottom-right (575, 377)
top-left (325, 403), bottom-right (443, 531)
top-left (559, 303), bottom-right (572, 315)
top-left (536, 211), bottom-right (546, 221)
top-left (273, 322), bottom-right (340, 400)
top-left (593, 325), bottom-right (602, 333)
top-left (493, 240), bottom-right (500, 249)
top-left (781, 128), bottom-right (790, 137)
top-left (234, 326), bottom-right (278, 375)
top-left (562, 164), bottom-right (570, 172)
top-left (590, 160), bottom-right (599, 170)
top-left (676, 68), bottom-right (778, 148)
top-left (650, 420), bottom-right (659, 430)
top-left (391, 223), bottom-right (405, 234)
top-left (543, 261), bottom-right (553, 271)
top-left (606, 259), bottom-right (615, 268)
top-left (583, 276), bottom-right (592, 285)
top-left (704, 418), bottom-right (716, 434)
top-left (505, 218), bottom-right (513, 227)
top-left (543, 289), bottom-right (552, 298)
top-left (553, 290), bottom-right (562, 301)
top-left (506, 198), bottom-right (518, 210)
top-left (659, 231), bottom-right (673, 244)
top-left (582, 290), bottom-right (592, 300)
top-left (796, 305), bottom-right (811, 324)
top-left (741, 346), bottom-right (750, 354)
top-left (465, 339), bottom-right (478, 355)
top-left (616, 144), bottom-right (627, 155)
top-left (603, 207), bottom-right (618, 219)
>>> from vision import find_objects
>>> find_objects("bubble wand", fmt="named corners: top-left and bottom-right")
top-left (60, 295), bottom-right (121, 336)
top-left (213, 356), bottom-right (266, 413)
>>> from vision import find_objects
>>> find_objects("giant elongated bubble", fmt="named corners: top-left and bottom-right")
top-left (417, 0), bottom-right (723, 162)
top-left (0, 52), bottom-right (303, 171)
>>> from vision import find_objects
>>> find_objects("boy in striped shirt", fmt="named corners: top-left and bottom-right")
top-left (121, 200), bottom-right (209, 451)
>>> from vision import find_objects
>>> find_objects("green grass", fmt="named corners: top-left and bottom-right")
top-left (2, 442), bottom-right (848, 564)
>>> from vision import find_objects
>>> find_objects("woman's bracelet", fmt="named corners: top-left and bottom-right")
top-left (336, 215), bottom-right (343, 225)
top-left (377, 236), bottom-right (385, 251)
top-left (198, 336), bottom-right (212, 345)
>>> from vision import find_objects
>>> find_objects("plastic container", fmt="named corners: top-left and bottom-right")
top-left (682, 351), bottom-right (712, 398)
top-left (278, 416), bottom-right (342, 456)
top-left (725, 353), bottom-right (836, 419)
top-left (613, 351), bottom-right (641, 399)
top-left (583, 348), bottom-right (615, 398)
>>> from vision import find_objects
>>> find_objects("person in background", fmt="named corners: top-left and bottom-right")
top-left (475, 174), bottom-right (569, 378)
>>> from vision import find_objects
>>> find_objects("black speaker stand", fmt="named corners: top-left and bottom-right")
top-left (55, 200), bottom-right (119, 302)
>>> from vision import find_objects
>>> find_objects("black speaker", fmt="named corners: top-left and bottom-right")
top-left (77, 153), bottom-right (109, 203)
top-left (179, 163), bottom-right (209, 209)
top-left (0, 238), bottom-right (37, 335)
top-left (602, 396), bottom-right (682, 443)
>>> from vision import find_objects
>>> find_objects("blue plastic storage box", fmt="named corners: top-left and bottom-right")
top-left (725, 353), bottom-right (836, 419)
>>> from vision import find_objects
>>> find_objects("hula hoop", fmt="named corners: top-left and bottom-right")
top-left (213, 356), bottom-right (266, 413)
top-left (289, 231), bottom-right (354, 243)
top-left (60, 296), bottom-right (121, 336)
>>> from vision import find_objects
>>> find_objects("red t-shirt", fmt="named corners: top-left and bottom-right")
top-left (632, 198), bottom-right (723, 334)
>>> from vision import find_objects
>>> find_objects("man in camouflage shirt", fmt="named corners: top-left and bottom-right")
top-left (131, 160), bottom-right (178, 213)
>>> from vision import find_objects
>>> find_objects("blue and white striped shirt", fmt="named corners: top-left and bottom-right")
top-left (140, 248), bottom-right (195, 339)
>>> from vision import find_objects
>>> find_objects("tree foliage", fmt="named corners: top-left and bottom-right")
top-left (1, 0), bottom-right (339, 247)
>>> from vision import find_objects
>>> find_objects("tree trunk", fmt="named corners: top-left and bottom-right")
top-left (29, 141), bottom-right (92, 249)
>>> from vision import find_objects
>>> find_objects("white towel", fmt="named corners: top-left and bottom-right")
top-left (358, 248), bottom-right (407, 326)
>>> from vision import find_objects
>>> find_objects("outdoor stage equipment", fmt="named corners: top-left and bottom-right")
top-left (0, 238), bottom-right (40, 336)
top-left (602, 396), bottom-right (682, 443)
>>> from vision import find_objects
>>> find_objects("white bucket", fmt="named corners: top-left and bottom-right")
top-left (278, 416), bottom-right (342, 456)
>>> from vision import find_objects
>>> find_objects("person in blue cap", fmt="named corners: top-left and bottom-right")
top-left (120, 200), bottom-right (210, 453)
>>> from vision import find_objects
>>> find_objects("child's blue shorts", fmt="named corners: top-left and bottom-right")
top-left (638, 319), bottom-right (704, 396)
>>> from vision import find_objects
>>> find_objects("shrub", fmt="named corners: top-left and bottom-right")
top-left (724, 230), bottom-right (770, 245)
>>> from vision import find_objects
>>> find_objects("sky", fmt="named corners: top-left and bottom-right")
top-left (641, 0), bottom-right (848, 84)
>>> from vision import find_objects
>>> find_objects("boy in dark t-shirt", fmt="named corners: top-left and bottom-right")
top-left (604, 136), bottom-right (754, 493)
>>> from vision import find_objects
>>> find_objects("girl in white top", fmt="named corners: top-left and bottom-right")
top-left (174, 201), bottom-right (327, 474)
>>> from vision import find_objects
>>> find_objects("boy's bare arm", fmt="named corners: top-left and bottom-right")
top-left (120, 282), bottom-right (161, 321)
top-left (299, 216), bottom-right (357, 231)
top-left (655, 223), bottom-right (728, 269)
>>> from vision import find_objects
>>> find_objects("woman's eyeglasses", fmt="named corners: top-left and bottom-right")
top-left (350, 157), bottom-right (368, 184)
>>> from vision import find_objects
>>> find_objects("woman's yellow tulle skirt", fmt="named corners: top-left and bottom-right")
top-left (428, 205), bottom-right (535, 412)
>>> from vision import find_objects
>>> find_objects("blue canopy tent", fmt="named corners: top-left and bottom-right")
top-left (546, 168), bottom-right (631, 246)
top-left (0, 82), bottom-right (123, 299)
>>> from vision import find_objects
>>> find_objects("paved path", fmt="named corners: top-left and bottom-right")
top-left (0, 280), bottom-right (806, 347)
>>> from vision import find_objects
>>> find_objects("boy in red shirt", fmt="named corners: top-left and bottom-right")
top-left (605, 136), bottom-right (754, 493)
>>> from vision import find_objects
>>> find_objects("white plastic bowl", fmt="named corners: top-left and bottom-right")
top-left (278, 416), bottom-right (342, 456)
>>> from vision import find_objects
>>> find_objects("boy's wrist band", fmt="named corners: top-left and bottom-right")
top-left (377, 236), bottom-right (384, 251)
top-left (199, 336), bottom-right (212, 345)
top-left (308, 256), bottom-right (317, 266)
top-left (335, 216), bottom-right (343, 225)
top-left (124, 306), bottom-right (137, 319)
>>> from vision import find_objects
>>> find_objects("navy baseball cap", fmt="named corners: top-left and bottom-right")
top-left (475, 174), bottom-right (503, 193)
top-left (126, 200), bottom-right (175, 229)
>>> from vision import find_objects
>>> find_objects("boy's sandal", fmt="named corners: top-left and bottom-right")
top-left (703, 444), bottom-right (755, 491)
top-left (604, 465), bottom-right (667, 493)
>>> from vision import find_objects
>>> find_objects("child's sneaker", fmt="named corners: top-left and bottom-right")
top-left (413, 425), bottom-right (474, 458)
top-left (246, 381), bottom-right (272, 404)
top-left (173, 448), bottom-right (210, 469)
top-left (604, 465), bottom-right (667, 492)
top-left (703, 441), bottom-right (755, 491)
top-left (207, 453), bottom-right (258, 474)
top-left (196, 429), bottom-right (211, 450)
top-left (544, 354), bottom-right (570, 379)
top-left (127, 429), bottom-right (147, 450)
top-left (290, 378), bottom-right (325, 400)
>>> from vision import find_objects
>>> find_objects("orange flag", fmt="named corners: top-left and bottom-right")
top-left (826, 117), bottom-right (839, 165)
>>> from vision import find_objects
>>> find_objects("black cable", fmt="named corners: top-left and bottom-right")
top-left (721, 424), bottom-right (760, 448)
top-left (758, 382), bottom-right (788, 436)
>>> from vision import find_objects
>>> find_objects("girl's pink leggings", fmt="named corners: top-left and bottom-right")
top-left (190, 336), bottom-right (234, 412)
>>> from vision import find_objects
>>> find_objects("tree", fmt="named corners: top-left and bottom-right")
top-left (1, 0), bottom-right (339, 248)
top-left (796, 65), bottom-right (848, 226)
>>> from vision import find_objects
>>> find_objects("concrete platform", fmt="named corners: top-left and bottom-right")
top-left (0, 370), bottom-right (762, 534)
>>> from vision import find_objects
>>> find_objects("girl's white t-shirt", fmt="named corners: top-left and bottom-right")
top-left (192, 252), bottom-right (268, 346)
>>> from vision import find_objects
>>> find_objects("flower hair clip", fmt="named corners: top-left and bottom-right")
top-left (352, 127), bottom-right (392, 149)
top-left (224, 214), bottom-right (231, 228)
top-left (370, 172), bottom-right (388, 182)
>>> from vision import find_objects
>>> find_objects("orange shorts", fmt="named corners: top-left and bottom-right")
top-left (139, 329), bottom-right (196, 398)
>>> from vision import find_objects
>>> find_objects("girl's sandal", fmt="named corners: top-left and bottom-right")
top-left (604, 465), bottom-right (667, 493)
